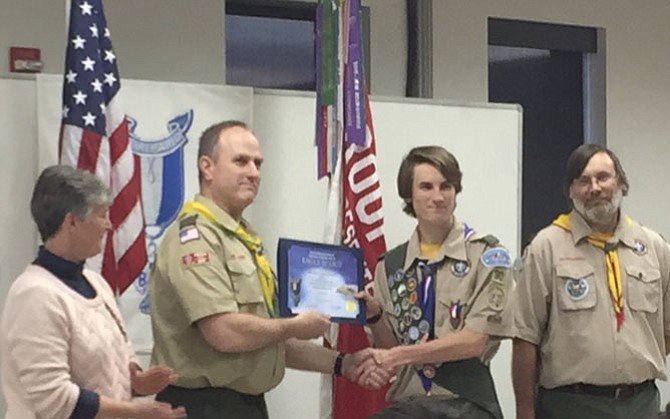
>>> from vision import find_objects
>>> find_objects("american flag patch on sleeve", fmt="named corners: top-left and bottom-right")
top-left (179, 227), bottom-right (200, 244)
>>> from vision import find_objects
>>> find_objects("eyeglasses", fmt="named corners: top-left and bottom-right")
top-left (573, 172), bottom-right (616, 189)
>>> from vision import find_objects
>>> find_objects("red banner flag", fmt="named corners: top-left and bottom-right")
top-left (332, 92), bottom-right (388, 419)
top-left (59, 0), bottom-right (147, 293)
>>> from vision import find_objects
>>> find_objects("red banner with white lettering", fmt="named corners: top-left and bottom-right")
top-left (333, 92), bottom-right (388, 419)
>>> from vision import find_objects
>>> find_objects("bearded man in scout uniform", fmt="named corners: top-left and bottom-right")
top-left (513, 144), bottom-right (670, 419)
top-left (150, 121), bottom-right (389, 419)
top-left (357, 146), bottom-right (515, 419)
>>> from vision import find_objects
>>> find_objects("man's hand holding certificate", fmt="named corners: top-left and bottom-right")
top-left (277, 238), bottom-right (366, 323)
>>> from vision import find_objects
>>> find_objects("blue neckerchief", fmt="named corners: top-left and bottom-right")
top-left (416, 260), bottom-right (439, 391)
top-left (33, 246), bottom-right (96, 299)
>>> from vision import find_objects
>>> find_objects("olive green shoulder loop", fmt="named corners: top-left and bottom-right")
top-left (475, 234), bottom-right (499, 247)
top-left (179, 213), bottom-right (199, 229)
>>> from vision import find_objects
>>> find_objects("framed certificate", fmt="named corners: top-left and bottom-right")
top-left (277, 238), bottom-right (366, 324)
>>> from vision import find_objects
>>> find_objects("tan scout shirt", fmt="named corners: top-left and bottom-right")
top-left (373, 220), bottom-right (515, 401)
top-left (150, 194), bottom-right (285, 394)
top-left (515, 210), bottom-right (670, 389)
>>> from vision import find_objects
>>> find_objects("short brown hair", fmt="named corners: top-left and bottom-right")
top-left (197, 120), bottom-right (249, 183)
top-left (397, 146), bottom-right (462, 217)
top-left (563, 144), bottom-right (629, 203)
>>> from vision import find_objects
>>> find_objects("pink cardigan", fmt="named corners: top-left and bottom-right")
top-left (0, 265), bottom-right (135, 419)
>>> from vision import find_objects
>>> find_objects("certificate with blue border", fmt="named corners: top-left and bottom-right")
top-left (277, 238), bottom-right (365, 324)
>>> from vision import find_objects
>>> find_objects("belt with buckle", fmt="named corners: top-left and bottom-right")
top-left (548, 380), bottom-right (654, 400)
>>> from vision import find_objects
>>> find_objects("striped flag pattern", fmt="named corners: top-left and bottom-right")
top-left (60, 0), bottom-right (147, 293)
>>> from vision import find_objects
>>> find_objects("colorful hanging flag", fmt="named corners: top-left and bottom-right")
top-left (344, 0), bottom-right (366, 146)
top-left (60, 0), bottom-right (147, 294)
top-left (317, 1), bottom-right (388, 417)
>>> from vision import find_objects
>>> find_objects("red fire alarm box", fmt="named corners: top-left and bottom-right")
top-left (9, 47), bottom-right (43, 73)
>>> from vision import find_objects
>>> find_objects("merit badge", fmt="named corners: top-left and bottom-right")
top-left (409, 291), bottom-right (418, 305)
top-left (398, 321), bottom-right (407, 334)
top-left (481, 247), bottom-right (512, 268)
top-left (179, 227), bottom-right (200, 244)
top-left (398, 284), bottom-right (408, 298)
top-left (401, 297), bottom-right (410, 311)
top-left (407, 278), bottom-right (417, 292)
top-left (393, 303), bottom-right (402, 316)
top-left (450, 260), bottom-right (470, 277)
top-left (448, 301), bottom-right (464, 330)
top-left (394, 269), bottom-right (404, 282)
top-left (405, 267), bottom-right (416, 279)
top-left (408, 326), bottom-right (420, 341)
top-left (565, 278), bottom-right (589, 301)
top-left (487, 286), bottom-right (506, 311)
top-left (391, 288), bottom-right (398, 303)
top-left (633, 240), bottom-right (647, 256)
top-left (410, 306), bottom-right (423, 321)
top-left (422, 365), bottom-right (436, 379)
top-left (403, 312), bottom-right (413, 326)
top-left (418, 319), bottom-right (430, 334)
top-left (181, 252), bottom-right (209, 267)
top-left (387, 275), bottom-right (396, 288)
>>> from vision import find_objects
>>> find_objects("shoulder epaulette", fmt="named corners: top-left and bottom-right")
top-left (475, 234), bottom-right (499, 247)
top-left (179, 213), bottom-right (198, 229)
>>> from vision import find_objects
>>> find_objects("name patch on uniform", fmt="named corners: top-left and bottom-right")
top-left (179, 227), bottom-right (200, 244)
top-left (181, 252), bottom-right (210, 267)
top-left (564, 278), bottom-right (589, 301)
top-left (481, 247), bottom-right (511, 268)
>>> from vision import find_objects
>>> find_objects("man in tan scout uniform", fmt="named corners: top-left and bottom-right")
top-left (150, 121), bottom-right (389, 419)
top-left (513, 144), bottom-right (670, 419)
top-left (357, 146), bottom-right (515, 419)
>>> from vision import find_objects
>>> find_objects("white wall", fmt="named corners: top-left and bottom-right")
top-left (0, 80), bottom-right (38, 313)
top-left (0, 79), bottom-right (38, 416)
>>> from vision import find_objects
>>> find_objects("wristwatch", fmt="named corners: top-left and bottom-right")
top-left (334, 352), bottom-right (346, 376)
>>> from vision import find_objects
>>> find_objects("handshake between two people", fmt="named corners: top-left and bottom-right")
top-left (288, 302), bottom-right (411, 391)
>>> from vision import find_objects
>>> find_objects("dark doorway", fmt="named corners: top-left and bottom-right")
top-left (488, 19), bottom-right (600, 246)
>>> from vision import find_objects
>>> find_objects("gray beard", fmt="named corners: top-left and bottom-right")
top-left (572, 189), bottom-right (623, 225)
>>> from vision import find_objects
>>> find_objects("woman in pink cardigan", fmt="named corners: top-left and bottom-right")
top-left (0, 165), bottom-right (186, 419)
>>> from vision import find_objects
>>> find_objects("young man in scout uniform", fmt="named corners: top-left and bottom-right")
top-left (513, 144), bottom-right (670, 419)
top-left (150, 121), bottom-right (390, 419)
top-left (358, 145), bottom-right (515, 419)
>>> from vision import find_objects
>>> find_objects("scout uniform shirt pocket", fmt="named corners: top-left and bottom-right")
top-left (556, 262), bottom-right (597, 311)
top-left (227, 258), bottom-right (265, 308)
top-left (626, 266), bottom-right (660, 313)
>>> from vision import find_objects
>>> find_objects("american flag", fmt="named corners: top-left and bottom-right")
top-left (60, 0), bottom-right (147, 294)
